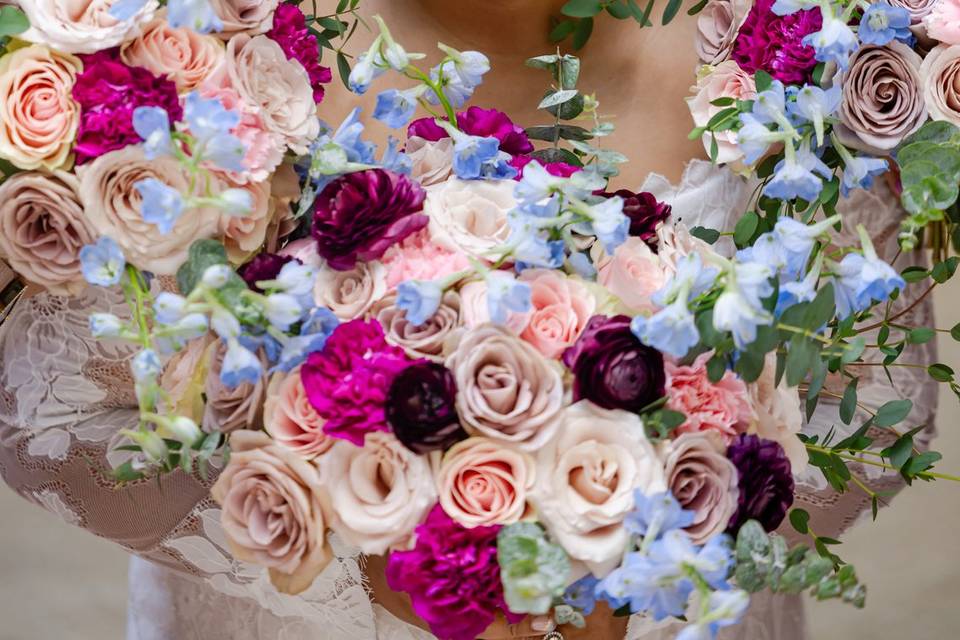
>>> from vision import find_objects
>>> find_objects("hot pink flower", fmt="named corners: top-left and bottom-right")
top-left (267, 3), bottom-right (332, 102)
top-left (510, 154), bottom-right (582, 179)
top-left (380, 229), bottom-right (471, 289)
top-left (408, 107), bottom-right (533, 155)
top-left (666, 352), bottom-right (754, 444)
top-left (731, 0), bottom-right (821, 84)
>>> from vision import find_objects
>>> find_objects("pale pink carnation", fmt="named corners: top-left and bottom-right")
top-left (926, 0), bottom-right (960, 45)
top-left (380, 228), bottom-right (470, 289)
top-left (201, 85), bottom-right (285, 184)
top-left (666, 352), bottom-right (754, 444)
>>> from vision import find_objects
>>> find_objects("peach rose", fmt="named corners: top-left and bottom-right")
top-left (659, 432), bottom-right (739, 544)
top-left (121, 15), bottom-right (225, 93)
top-left (426, 178), bottom-right (516, 258)
top-left (210, 0), bottom-right (280, 38)
top-left (321, 431), bottom-right (436, 555)
top-left (926, 0), bottom-right (960, 44)
top-left (209, 34), bottom-right (319, 154)
top-left (530, 401), bottom-right (667, 576)
top-left (0, 45), bottom-right (81, 171)
top-left (220, 179), bottom-right (273, 263)
top-left (666, 352), bottom-right (754, 444)
top-left (596, 237), bottom-right (667, 314)
top-left (517, 269), bottom-right (596, 359)
top-left (210, 430), bottom-right (331, 595)
top-left (458, 278), bottom-right (532, 335)
top-left (920, 44), bottom-right (960, 125)
top-left (0, 171), bottom-right (96, 295)
top-left (436, 437), bottom-right (535, 528)
top-left (687, 61), bottom-right (757, 164)
top-left (19, 0), bottom-right (158, 54)
top-left (746, 353), bottom-right (808, 472)
top-left (314, 259), bottom-right (388, 321)
top-left (371, 290), bottom-right (462, 361)
top-left (201, 85), bottom-right (285, 184)
top-left (263, 367), bottom-right (336, 459)
top-left (695, 0), bottom-right (752, 64)
top-left (77, 145), bottom-right (220, 274)
top-left (203, 339), bottom-right (268, 433)
top-left (446, 324), bottom-right (564, 451)
top-left (407, 136), bottom-right (455, 186)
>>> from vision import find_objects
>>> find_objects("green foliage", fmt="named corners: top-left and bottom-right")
top-left (895, 121), bottom-right (960, 249)
top-left (303, 0), bottom-right (364, 88)
top-left (176, 240), bottom-right (228, 295)
top-left (0, 5), bottom-right (28, 38)
top-left (551, 0), bottom-right (700, 49)
top-left (497, 522), bottom-right (571, 615)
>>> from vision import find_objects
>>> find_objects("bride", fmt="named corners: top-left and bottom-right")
top-left (0, 1), bottom-right (938, 639)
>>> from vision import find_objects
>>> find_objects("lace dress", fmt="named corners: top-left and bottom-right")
top-left (0, 161), bottom-right (938, 640)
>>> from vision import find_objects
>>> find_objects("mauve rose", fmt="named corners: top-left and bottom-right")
top-left (385, 361), bottom-right (466, 453)
top-left (890, 0), bottom-right (939, 24)
top-left (314, 259), bottom-right (388, 320)
top-left (264, 367), bottom-right (336, 459)
top-left (203, 340), bottom-right (268, 433)
top-left (667, 352), bottom-right (754, 445)
top-left (926, 0), bottom-right (960, 44)
top-left (596, 237), bottom-right (668, 314)
top-left (436, 437), bottom-right (535, 528)
top-left (0, 171), bottom-right (96, 295)
top-left (746, 353), bottom-right (808, 472)
top-left (406, 136), bottom-right (455, 187)
top-left (322, 431), bottom-right (436, 555)
top-left (920, 44), bottom-right (960, 126)
top-left (121, 15), bottom-right (225, 93)
top-left (210, 0), bottom-right (280, 37)
top-left (531, 401), bottom-right (667, 576)
top-left (687, 61), bottom-right (757, 164)
top-left (517, 269), bottom-right (597, 359)
top-left (696, 0), bottom-right (752, 64)
top-left (239, 252), bottom-right (297, 292)
top-left (19, 0), bottom-right (158, 54)
top-left (426, 178), bottom-right (516, 259)
top-left (726, 434), bottom-right (795, 534)
top-left (660, 432), bottom-right (739, 544)
top-left (210, 430), bottom-right (331, 595)
top-left (446, 324), bottom-right (564, 451)
top-left (597, 189), bottom-right (672, 251)
top-left (0, 45), bottom-right (81, 171)
top-left (372, 290), bottom-right (463, 362)
top-left (312, 169), bottom-right (428, 271)
top-left (837, 42), bottom-right (927, 152)
top-left (562, 315), bottom-right (666, 414)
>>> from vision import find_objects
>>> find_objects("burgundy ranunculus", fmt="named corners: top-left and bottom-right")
top-left (311, 169), bottom-right (428, 271)
top-left (725, 434), bottom-right (795, 534)
top-left (597, 189), bottom-right (671, 251)
top-left (407, 107), bottom-right (533, 155)
top-left (731, 0), bottom-right (822, 85)
top-left (562, 315), bottom-right (666, 413)
top-left (510, 154), bottom-right (582, 179)
top-left (239, 253), bottom-right (297, 292)
top-left (386, 362), bottom-right (467, 454)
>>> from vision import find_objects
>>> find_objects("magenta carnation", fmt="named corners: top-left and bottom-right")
top-left (510, 154), bottom-right (582, 179)
top-left (300, 319), bottom-right (417, 446)
top-left (385, 505), bottom-right (523, 640)
top-left (407, 107), bottom-right (533, 156)
top-left (72, 51), bottom-right (183, 164)
top-left (267, 3), bottom-right (332, 103)
top-left (731, 0), bottom-right (822, 85)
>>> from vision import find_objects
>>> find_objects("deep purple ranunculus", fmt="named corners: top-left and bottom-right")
top-left (407, 107), bottom-right (533, 155)
top-left (72, 50), bottom-right (183, 164)
top-left (267, 3), bottom-right (332, 103)
top-left (311, 168), bottom-right (428, 271)
top-left (238, 253), bottom-right (298, 292)
top-left (596, 189), bottom-right (672, 252)
top-left (725, 434), bottom-right (795, 534)
top-left (731, 0), bottom-right (822, 85)
top-left (562, 315), bottom-right (666, 413)
top-left (386, 362), bottom-right (467, 454)
top-left (510, 154), bottom-right (582, 180)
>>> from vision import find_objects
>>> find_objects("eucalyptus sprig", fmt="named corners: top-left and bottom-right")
top-left (303, 0), bottom-right (367, 88)
top-left (551, 0), bottom-right (705, 50)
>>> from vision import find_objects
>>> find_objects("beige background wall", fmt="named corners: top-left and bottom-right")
top-left (1, 286), bottom-right (958, 639)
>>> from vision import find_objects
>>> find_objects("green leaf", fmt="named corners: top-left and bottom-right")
top-left (803, 282), bottom-right (836, 330)
top-left (661, 0), bottom-right (683, 24)
top-left (874, 399), bottom-right (913, 427)
top-left (754, 70), bottom-right (774, 93)
top-left (951, 322), bottom-right (960, 341)
top-left (789, 509), bottom-right (810, 535)
top-left (690, 226), bottom-right (720, 244)
top-left (562, 0), bottom-right (604, 17)
top-left (544, 91), bottom-right (586, 119)
top-left (841, 336), bottom-right (866, 365)
top-left (176, 240), bottom-right (228, 294)
top-left (733, 211), bottom-right (759, 247)
top-left (902, 120), bottom-right (960, 147)
top-left (550, 19), bottom-right (576, 41)
top-left (839, 378), bottom-right (858, 425)
top-left (606, 0), bottom-right (633, 18)
top-left (336, 51), bottom-right (351, 88)
top-left (538, 89), bottom-right (579, 109)
top-left (907, 327), bottom-right (935, 344)
top-left (931, 257), bottom-right (960, 283)
top-left (0, 6), bottom-right (29, 37)
top-left (785, 338), bottom-right (816, 387)
top-left (525, 125), bottom-right (562, 143)
top-left (901, 266), bottom-right (929, 283)
top-left (557, 55), bottom-right (582, 89)
top-left (634, 0), bottom-right (655, 25)
top-left (928, 363), bottom-right (955, 382)
top-left (530, 147), bottom-right (583, 167)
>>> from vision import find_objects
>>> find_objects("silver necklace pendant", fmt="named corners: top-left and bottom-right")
top-left (543, 632), bottom-right (565, 640)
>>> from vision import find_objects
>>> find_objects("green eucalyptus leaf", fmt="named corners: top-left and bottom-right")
top-left (733, 211), bottom-right (759, 247)
top-left (661, 0), bottom-right (683, 24)
top-left (607, 0), bottom-right (633, 18)
top-left (549, 20), bottom-right (576, 42)
top-left (0, 6), bottom-right (29, 37)
top-left (562, 0), bottom-right (604, 18)
top-left (789, 509), bottom-right (810, 535)
top-left (572, 16), bottom-right (594, 49)
top-left (539, 89), bottom-right (579, 109)
top-left (873, 398), bottom-right (913, 427)
top-left (690, 226), bottom-right (721, 244)
top-left (176, 240), bottom-right (228, 295)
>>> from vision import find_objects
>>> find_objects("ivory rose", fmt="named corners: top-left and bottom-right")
top-left (314, 260), bottom-right (388, 320)
top-left (660, 432), bottom-right (739, 544)
top-left (746, 353), bottom-right (808, 471)
top-left (458, 278), bottom-right (532, 335)
top-left (926, 0), bottom-right (960, 44)
top-left (446, 324), bottom-right (564, 451)
top-left (687, 61), bottom-right (757, 164)
top-left (0, 171), bottom-right (96, 295)
top-left (696, 0), bottom-right (752, 63)
top-left (264, 367), bottom-right (336, 459)
top-left (220, 179), bottom-right (273, 263)
top-left (0, 45), bottom-right (81, 171)
top-left (372, 290), bottom-right (462, 361)
top-left (530, 401), bottom-right (667, 576)
top-left (210, 430), bottom-right (331, 595)
top-left (666, 352), bottom-right (754, 444)
top-left (77, 146), bottom-right (220, 274)
top-left (436, 437), bottom-right (535, 528)
top-left (426, 178), bottom-right (516, 258)
top-left (920, 44), bottom-right (960, 126)
top-left (203, 340), bottom-right (268, 433)
top-left (322, 431), bottom-right (436, 555)
top-left (121, 16), bottom-right (225, 93)
top-left (657, 221), bottom-right (719, 275)
top-left (406, 136), bottom-right (455, 186)
top-left (210, 0), bottom-right (281, 37)
top-left (596, 237), bottom-right (667, 314)
top-left (19, 0), bottom-right (158, 54)
top-left (517, 269), bottom-right (597, 359)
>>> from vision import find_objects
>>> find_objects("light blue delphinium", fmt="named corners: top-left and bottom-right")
top-left (80, 237), bottom-right (126, 287)
top-left (770, 0), bottom-right (818, 14)
top-left (831, 225), bottom-right (905, 318)
top-left (858, 3), bottom-right (911, 46)
top-left (349, 50), bottom-right (387, 95)
top-left (426, 48), bottom-right (490, 108)
top-left (133, 106), bottom-right (173, 160)
top-left (131, 348), bottom-right (163, 384)
top-left (713, 262), bottom-right (775, 348)
top-left (764, 140), bottom-right (832, 202)
top-left (210, 307), bottom-right (242, 340)
top-left (451, 134), bottom-right (501, 179)
top-left (168, 0), bottom-right (223, 33)
top-left (675, 589), bottom-right (751, 640)
top-left (563, 575), bottom-right (600, 616)
top-left (220, 339), bottom-right (263, 388)
top-left (736, 113), bottom-right (780, 165)
top-left (624, 490), bottom-right (697, 540)
top-left (396, 280), bottom-right (444, 326)
top-left (373, 87), bottom-right (425, 129)
top-left (839, 153), bottom-right (888, 197)
top-left (803, 13), bottom-right (859, 68)
top-left (275, 307), bottom-right (340, 372)
top-left (217, 188), bottom-right (254, 216)
top-left (776, 254), bottom-right (823, 314)
top-left (183, 92), bottom-right (245, 171)
top-left (587, 195), bottom-right (630, 254)
top-left (381, 136), bottom-right (413, 175)
top-left (739, 215), bottom-right (838, 280)
top-left (787, 84), bottom-right (841, 147)
top-left (108, 0), bottom-right (150, 21)
top-left (89, 313), bottom-right (125, 338)
top-left (485, 271), bottom-right (532, 324)
top-left (631, 297), bottom-right (701, 359)
top-left (135, 178), bottom-right (185, 235)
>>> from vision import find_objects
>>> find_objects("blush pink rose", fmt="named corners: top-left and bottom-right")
top-left (210, 0), bottom-right (280, 38)
top-left (264, 367), bottom-right (336, 459)
top-left (458, 278), bottom-right (532, 335)
top-left (596, 237), bottom-right (668, 314)
top-left (687, 60), bottom-right (757, 164)
top-left (219, 179), bottom-right (273, 263)
top-left (278, 236), bottom-right (322, 267)
top-left (516, 269), bottom-right (596, 359)
top-left (436, 436), bottom-right (535, 529)
top-left (926, 0), bottom-right (960, 45)
top-left (666, 352), bottom-right (755, 444)
top-left (20, 0), bottom-right (158, 54)
top-left (121, 16), bottom-right (225, 93)
top-left (380, 228), bottom-right (471, 289)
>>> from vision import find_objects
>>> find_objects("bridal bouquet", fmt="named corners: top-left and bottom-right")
top-left (1, 1), bottom-right (959, 639)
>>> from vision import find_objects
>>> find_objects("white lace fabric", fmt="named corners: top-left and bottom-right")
top-left (0, 161), bottom-right (937, 640)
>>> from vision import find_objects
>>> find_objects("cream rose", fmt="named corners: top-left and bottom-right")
top-left (436, 437), bottom-right (535, 528)
top-left (530, 401), bottom-right (667, 575)
top-left (221, 179), bottom-right (273, 263)
top-left (264, 367), bottom-right (336, 459)
top-left (0, 171), bottom-right (96, 295)
top-left (660, 432), bottom-right (739, 544)
top-left (656, 221), bottom-right (720, 275)
top-left (407, 136), bottom-right (455, 186)
top-left (211, 34), bottom-right (319, 154)
top-left (695, 0), bottom-right (752, 64)
top-left (596, 237), bottom-right (667, 314)
top-left (517, 269), bottom-right (596, 359)
top-left (371, 290), bottom-right (462, 361)
top-left (0, 45), bottom-right (81, 171)
top-left (321, 431), bottom-right (436, 555)
top-left (20, 0), bottom-right (158, 54)
top-left (446, 324), bottom-right (564, 451)
top-left (203, 340), bottom-right (268, 433)
top-left (920, 44), bottom-right (960, 125)
top-left (314, 259), bottom-right (388, 320)
top-left (77, 146), bottom-right (220, 274)
top-left (687, 61), bottom-right (757, 164)
top-left (210, 0), bottom-right (281, 38)
top-left (210, 430), bottom-right (331, 595)
top-left (121, 15), bottom-right (224, 93)
top-left (426, 178), bottom-right (515, 258)
top-left (746, 353), bottom-right (808, 472)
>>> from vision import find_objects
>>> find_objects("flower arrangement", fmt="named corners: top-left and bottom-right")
top-left (1, 1), bottom-right (960, 639)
